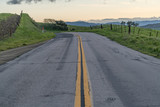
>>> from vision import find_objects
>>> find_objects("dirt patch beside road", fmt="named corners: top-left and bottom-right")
top-left (0, 41), bottom-right (46, 65)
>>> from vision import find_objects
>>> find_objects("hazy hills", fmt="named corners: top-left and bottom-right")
top-left (66, 21), bottom-right (100, 27)
top-left (88, 17), bottom-right (160, 23)
top-left (67, 17), bottom-right (160, 27)
top-left (142, 23), bottom-right (160, 30)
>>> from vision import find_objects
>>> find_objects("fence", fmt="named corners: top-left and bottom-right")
top-left (0, 14), bottom-right (21, 40)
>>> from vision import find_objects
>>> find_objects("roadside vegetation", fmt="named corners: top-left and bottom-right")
top-left (0, 13), bottom-right (56, 51)
top-left (38, 19), bottom-right (68, 31)
top-left (1, 12), bottom-right (160, 59)
top-left (0, 14), bottom-right (20, 39)
top-left (0, 13), bottom-right (13, 22)
top-left (68, 23), bottom-right (160, 58)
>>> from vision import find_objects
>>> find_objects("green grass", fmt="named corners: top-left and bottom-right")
top-left (68, 25), bottom-right (160, 58)
top-left (68, 25), bottom-right (91, 31)
top-left (0, 13), bottom-right (13, 22)
top-left (0, 13), bottom-right (56, 51)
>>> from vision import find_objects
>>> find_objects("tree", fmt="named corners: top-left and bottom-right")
top-left (44, 19), bottom-right (56, 24)
top-left (130, 22), bottom-right (139, 34)
top-left (55, 20), bottom-right (67, 26)
top-left (131, 22), bottom-right (135, 34)
top-left (121, 21), bottom-right (125, 33)
top-left (133, 23), bottom-right (139, 34)
top-left (135, 23), bottom-right (139, 27)
top-left (43, 19), bottom-right (68, 31)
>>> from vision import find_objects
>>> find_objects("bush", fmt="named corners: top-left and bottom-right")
top-left (38, 19), bottom-right (68, 31)
top-left (0, 14), bottom-right (20, 39)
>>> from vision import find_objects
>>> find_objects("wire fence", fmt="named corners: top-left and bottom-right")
top-left (0, 14), bottom-right (21, 40)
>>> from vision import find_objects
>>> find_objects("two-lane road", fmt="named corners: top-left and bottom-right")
top-left (0, 32), bottom-right (160, 107)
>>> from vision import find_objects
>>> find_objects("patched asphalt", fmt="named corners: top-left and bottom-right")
top-left (0, 32), bottom-right (160, 107)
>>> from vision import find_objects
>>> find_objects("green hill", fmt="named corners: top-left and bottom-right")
top-left (0, 13), bottom-right (55, 51)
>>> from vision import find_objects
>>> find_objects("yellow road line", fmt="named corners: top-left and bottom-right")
top-left (75, 35), bottom-right (92, 107)
top-left (80, 37), bottom-right (92, 107)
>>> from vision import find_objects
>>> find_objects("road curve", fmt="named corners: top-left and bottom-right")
top-left (0, 32), bottom-right (160, 107)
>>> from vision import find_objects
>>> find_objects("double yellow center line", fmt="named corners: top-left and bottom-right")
top-left (74, 35), bottom-right (92, 107)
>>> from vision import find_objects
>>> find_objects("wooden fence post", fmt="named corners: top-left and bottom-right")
top-left (110, 24), bottom-right (112, 30)
top-left (149, 32), bottom-right (152, 36)
top-left (156, 31), bottom-right (159, 37)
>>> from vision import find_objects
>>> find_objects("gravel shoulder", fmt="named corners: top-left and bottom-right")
top-left (0, 41), bottom-right (46, 65)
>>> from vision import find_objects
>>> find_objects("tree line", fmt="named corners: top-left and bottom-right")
top-left (39, 19), bottom-right (68, 31)
top-left (120, 21), bottom-right (139, 34)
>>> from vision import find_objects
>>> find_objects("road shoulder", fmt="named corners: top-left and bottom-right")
top-left (0, 41), bottom-right (47, 65)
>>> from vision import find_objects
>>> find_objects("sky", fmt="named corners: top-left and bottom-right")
top-left (0, 0), bottom-right (160, 22)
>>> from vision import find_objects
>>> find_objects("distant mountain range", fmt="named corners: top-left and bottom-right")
top-left (88, 17), bottom-right (160, 24)
top-left (142, 23), bottom-right (160, 30)
top-left (67, 20), bottom-right (160, 27)
top-left (66, 17), bottom-right (160, 27)
top-left (66, 21), bottom-right (100, 27)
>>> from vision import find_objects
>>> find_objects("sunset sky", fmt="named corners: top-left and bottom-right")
top-left (0, 0), bottom-right (160, 22)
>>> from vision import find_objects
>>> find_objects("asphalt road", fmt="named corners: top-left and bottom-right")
top-left (0, 32), bottom-right (160, 107)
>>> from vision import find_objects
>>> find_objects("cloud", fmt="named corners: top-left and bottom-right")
top-left (7, 0), bottom-right (71, 4)
top-left (6, 0), bottom-right (149, 5)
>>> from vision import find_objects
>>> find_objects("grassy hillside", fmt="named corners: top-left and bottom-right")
top-left (0, 13), bottom-right (13, 22)
top-left (0, 13), bottom-right (55, 51)
top-left (69, 25), bottom-right (160, 58)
